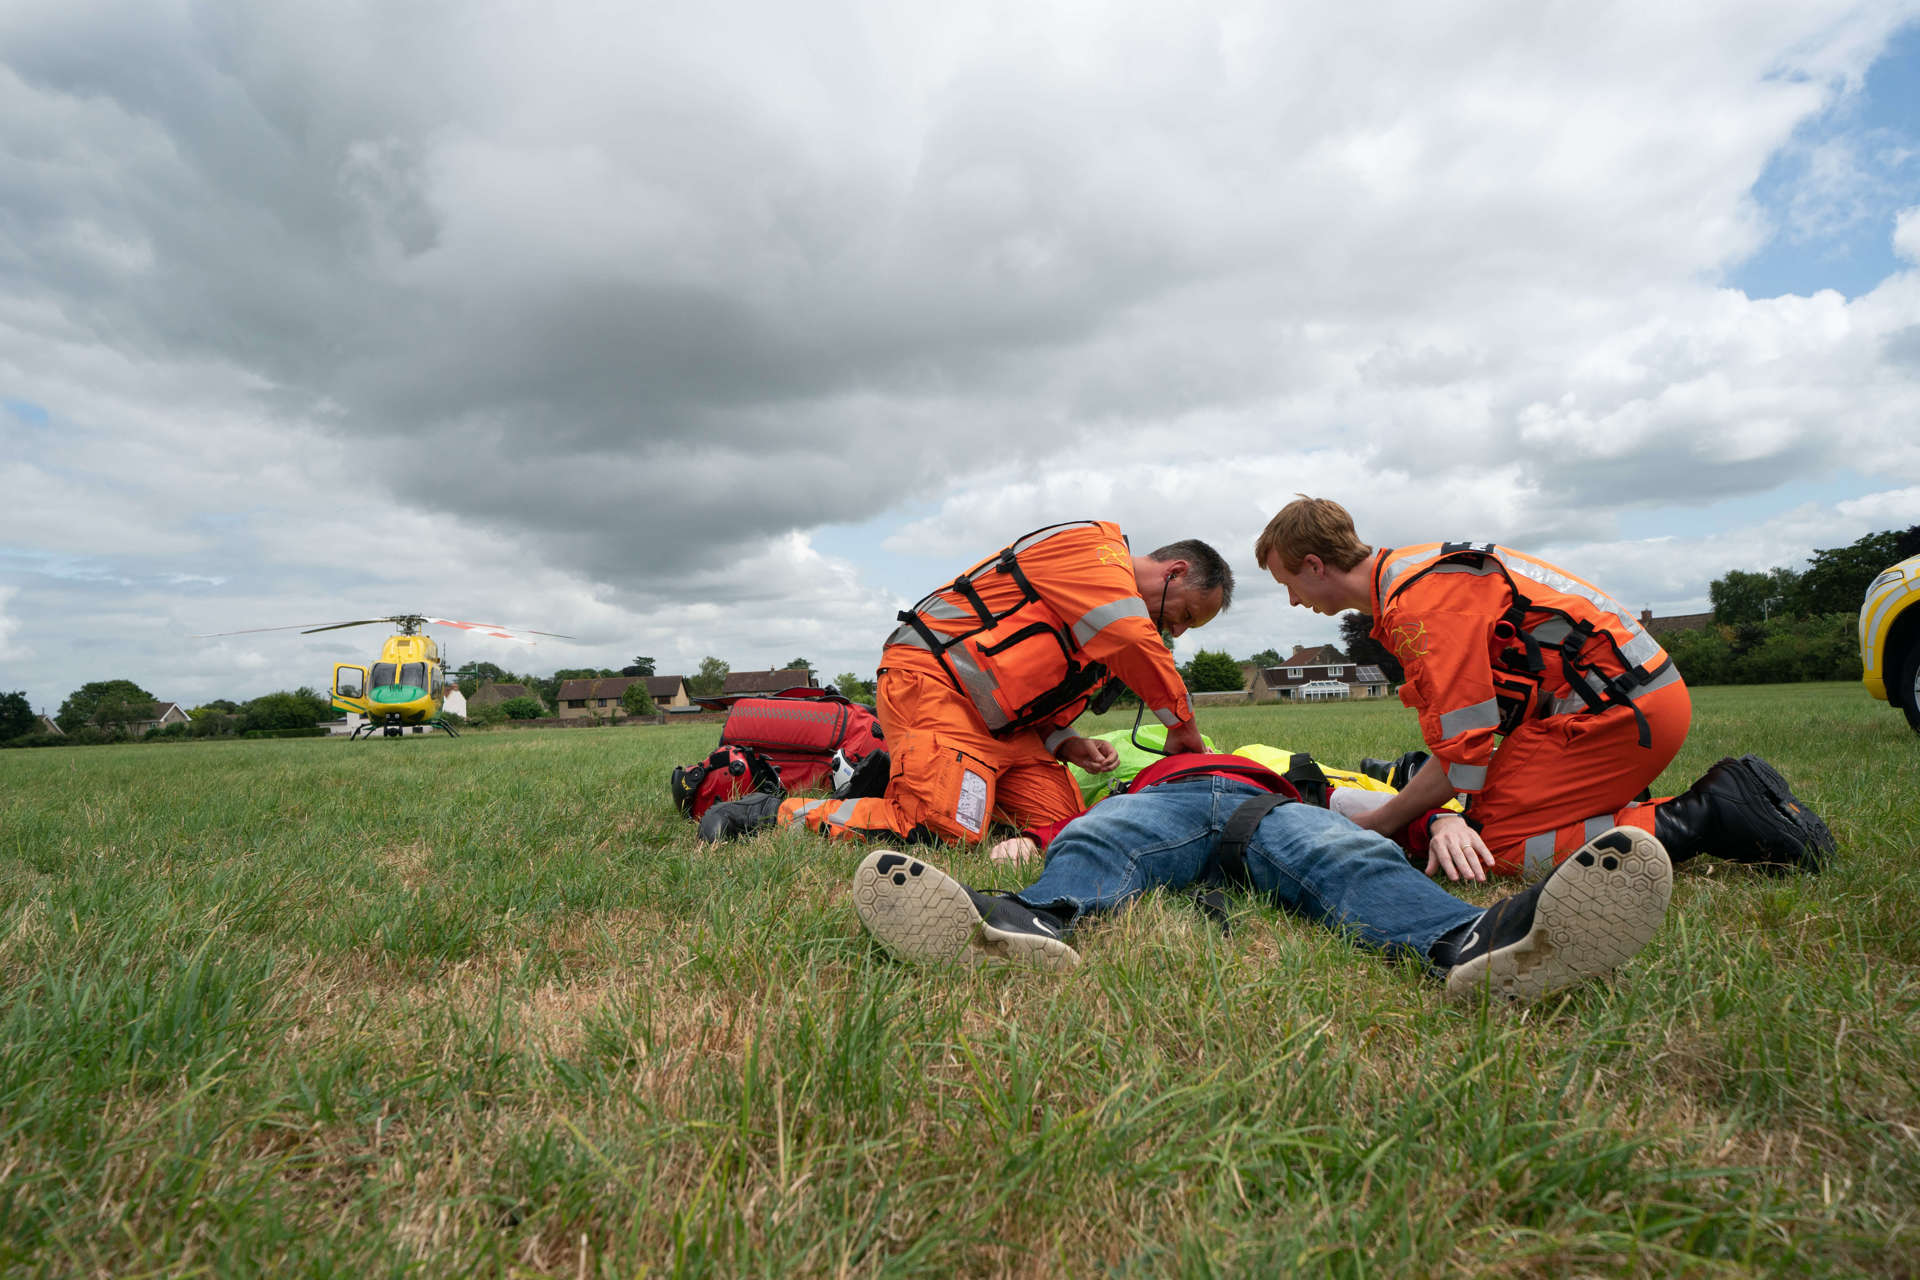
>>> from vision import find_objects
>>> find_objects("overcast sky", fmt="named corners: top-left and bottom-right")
top-left (5, 1), bottom-right (1920, 713)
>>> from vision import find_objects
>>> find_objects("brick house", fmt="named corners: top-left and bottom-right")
top-left (129, 701), bottom-right (192, 734)
top-left (644, 675), bottom-right (691, 708)
top-left (1250, 662), bottom-right (1392, 703)
top-left (1639, 608), bottom-right (1715, 638)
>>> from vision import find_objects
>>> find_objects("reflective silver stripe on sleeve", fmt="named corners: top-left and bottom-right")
top-left (1071, 596), bottom-right (1150, 646)
top-left (792, 800), bottom-right (830, 820)
top-left (1043, 726), bottom-right (1079, 754)
top-left (1617, 626), bottom-right (1662, 668)
top-left (884, 622), bottom-right (932, 649)
top-left (1523, 832), bottom-right (1557, 882)
top-left (947, 645), bottom-right (1010, 732)
top-left (1503, 552), bottom-right (1661, 664)
top-left (1154, 706), bottom-right (1180, 727)
top-left (1376, 547), bottom-right (1435, 599)
top-left (1448, 761), bottom-right (1488, 790)
top-left (1640, 662), bottom-right (1682, 694)
top-left (1426, 560), bottom-right (1503, 577)
top-left (1548, 692), bottom-right (1588, 717)
top-left (1438, 698), bottom-right (1500, 739)
top-left (827, 800), bottom-right (861, 828)
top-left (1584, 816), bottom-right (1616, 842)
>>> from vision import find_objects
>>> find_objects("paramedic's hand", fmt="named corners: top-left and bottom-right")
top-left (1163, 720), bottom-right (1207, 755)
top-left (1425, 815), bottom-right (1495, 883)
top-left (1057, 736), bottom-right (1119, 773)
top-left (992, 836), bottom-right (1042, 864)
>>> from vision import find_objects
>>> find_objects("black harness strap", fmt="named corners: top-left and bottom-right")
top-left (1210, 791), bottom-right (1298, 887)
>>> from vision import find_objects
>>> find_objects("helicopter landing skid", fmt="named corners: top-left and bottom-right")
top-left (346, 716), bottom-right (460, 740)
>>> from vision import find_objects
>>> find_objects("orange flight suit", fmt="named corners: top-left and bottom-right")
top-left (1372, 542), bottom-right (1692, 880)
top-left (778, 521), bottom-right (1196, 844)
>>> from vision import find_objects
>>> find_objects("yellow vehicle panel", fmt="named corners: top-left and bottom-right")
top-left (1859, 552), bottom-right (1920, 730)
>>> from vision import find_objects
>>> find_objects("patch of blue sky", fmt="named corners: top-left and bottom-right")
top-left (807, 498), bottom-right (954, 599)
top-left (1730, 22), bottom-right (1920, 300)
top-left (1627, 467), bottom-right (1885, 542)
top-left (3, 399), bottom-right (50, 428)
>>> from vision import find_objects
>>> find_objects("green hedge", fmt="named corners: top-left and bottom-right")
top-left (242, 727), bottom-right (331, 739)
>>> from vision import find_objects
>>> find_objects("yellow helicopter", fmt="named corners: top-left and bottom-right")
top-left (200, 614), bottom-right (570, 738)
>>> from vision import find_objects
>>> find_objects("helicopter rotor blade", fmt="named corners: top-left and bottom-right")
top-left (194, 621), bottom-right (377, 638)
top-left (299, 619), bottom-right (406, 635)
top-left (424, 617), bottom-right (574, 644)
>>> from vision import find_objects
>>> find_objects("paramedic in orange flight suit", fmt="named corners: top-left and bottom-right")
top-left (1253, 498), bottom-right (1836, 884)
top-left (699, 521), bottom-right (1233, 845)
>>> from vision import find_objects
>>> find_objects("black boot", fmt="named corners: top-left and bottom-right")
top-left (1359, 749), bottom-right (1431, 791)
top-left (832, 749), bottom-right (891, 801)
top-left (697, 791), bottom-right (784, 843)
top-left (1652, 756), bottom-right (1835, 873)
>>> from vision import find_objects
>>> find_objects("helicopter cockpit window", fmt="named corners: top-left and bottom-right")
top-left (399, 663), bottom-right (427, 690)
top-left (371, 663), bottom-right (398, 688)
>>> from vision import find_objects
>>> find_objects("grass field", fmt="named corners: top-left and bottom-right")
top-left (1, 683), bottom-right (1916, 1276)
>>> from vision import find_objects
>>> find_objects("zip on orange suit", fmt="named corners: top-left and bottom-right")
top-left (777, 521), bottom-right (1200, 844)
top-left (1373, 541), bottom-right (1692, 879)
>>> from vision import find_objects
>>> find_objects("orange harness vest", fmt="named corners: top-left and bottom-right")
top-left (885, 521), bottom-right (1166, 739)
top-left (1374, 542), bottom-right (1681, 752)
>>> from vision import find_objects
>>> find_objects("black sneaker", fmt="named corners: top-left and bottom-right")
top-left (696, 791), bottom-right (783, 843)
top-left (1444, 827), bottom-right (1672, 1004)
top-left (851, 850), bottom-right (1080, 971)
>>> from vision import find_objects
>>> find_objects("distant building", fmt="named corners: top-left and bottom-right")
top-left (34, 714), bottom-right (62, 736)
top-left (721, 668), bottom-right (818, 696)
top-left (128, 701), bottom-right (191, 735)
top-left (556, 676), bottom-right (653, 719)
top-left (690, 668), bottom-right (818, 709)
top-left (1639, 608), bottom-right (1715, 638)
top-left (644, 675), bottom-right (691, 708)
top-left (1251, 662), bottom-right (1392, 703)
top-left (1283, 644), bottom-right (1346, 667)
top-left (441, 686), bottom-right (467, 719)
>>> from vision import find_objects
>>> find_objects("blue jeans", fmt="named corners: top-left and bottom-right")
top-left (1013, 776), bottom-right (1482, 969)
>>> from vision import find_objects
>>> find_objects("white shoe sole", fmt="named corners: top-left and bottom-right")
top-left (851, 850), bottom-right (1080, 971)
top-left (1446, 827), bottom-right (1671, 1005)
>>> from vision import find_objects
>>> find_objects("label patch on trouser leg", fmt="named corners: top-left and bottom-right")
top-left (956, 768), bottom-right (989, 836)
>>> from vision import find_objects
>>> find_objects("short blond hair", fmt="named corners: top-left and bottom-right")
top-left (1253, 496), bottom-right (1373, 573)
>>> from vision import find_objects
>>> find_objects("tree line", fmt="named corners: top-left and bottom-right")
top-left (1659, 523), bottom-right (1920, 685)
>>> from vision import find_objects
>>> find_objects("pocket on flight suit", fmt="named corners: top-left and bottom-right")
top-left (894, 739), bottom-right (998, 842)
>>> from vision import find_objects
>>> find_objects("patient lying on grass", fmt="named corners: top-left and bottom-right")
top-left (852, 750), bottom-right (1673, 1005)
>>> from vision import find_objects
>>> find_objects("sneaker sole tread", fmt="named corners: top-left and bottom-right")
top-left (1446, 827), bottom-right (1672, 1005)
top-left (852, 851), bottom-right (1080, 972)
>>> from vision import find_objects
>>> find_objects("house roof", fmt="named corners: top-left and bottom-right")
top-left (644, 675), bottom-right (686, 697)
top-left (1260, 662), bottom-right (1390, 689)
top-left (1640, 610), bottom-right (1715, 636)
top-left (1284, 645), bottom-right (1346, 666)
top-left (556, 677), bottom-right (644, 700)
top-left (147, 701), bottom-right (187, 721)
top-left (721, 668), bottom-right (816, 695)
